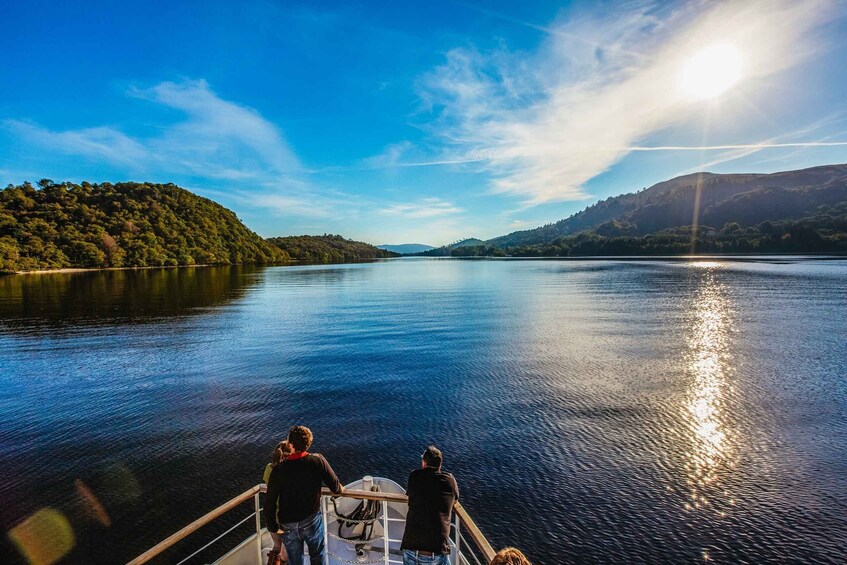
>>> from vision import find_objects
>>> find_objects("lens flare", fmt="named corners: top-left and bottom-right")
top-left (7, 508), bottom-right (75, 565)
top-left (75, 479), bottom-right (112, 527)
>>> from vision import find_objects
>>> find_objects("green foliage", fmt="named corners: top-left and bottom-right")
top-left (0, 180), bottom-right (288, 273)
top-left (479, 205), bottom-right (847, 257)
top-left (451, 245), bottom-right (507, 257)
top-left (419, 238), bottom-right (486, 256)
top-left (267, 234), bottom-right (397, 263)
top-left (69, 241), bottom-right (107, 268)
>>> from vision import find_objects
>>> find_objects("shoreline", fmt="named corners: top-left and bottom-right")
top-left (6, 253), bottom-right (847, 275)
top-left (408, 253), bottom-right (847, 261)
top-left (6, 258), bottom-right (393, 276)
top-left (9, 263), bottom-right (276, 276)
top-left (13, 264), bottom-right (218, 275)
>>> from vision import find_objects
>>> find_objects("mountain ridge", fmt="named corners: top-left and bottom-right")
top-left (485, 163), bottom-right (847, 248)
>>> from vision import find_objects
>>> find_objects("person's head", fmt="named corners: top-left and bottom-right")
top-left (288, 425), bottom-right (314, 452)
top-left (490, 547), bottom-right (532, 565)
top-left (421, 445), bottom-right (443, 470)
top-left (271, 440), bottom-right (294, 466)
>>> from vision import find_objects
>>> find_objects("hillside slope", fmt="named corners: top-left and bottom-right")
top-left (418, 238), bottom-right (485, 256)
top-left (487, 164), bottom-right (847, 247)
top-left (268, 234), bottom-right (397, 262)
top-left (0, 180), bottom-right (287, 273)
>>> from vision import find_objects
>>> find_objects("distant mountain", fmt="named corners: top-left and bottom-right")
top-left (487, 164), bottom-right (847, 248)
top-left (377, 243), bottom-right (435, 254)
top-left (418, 238), bottom-right (485, 256)
top-left (268, 234), bottom-right (398, 262)
top-left (0, 180), bottom-right (287, 273)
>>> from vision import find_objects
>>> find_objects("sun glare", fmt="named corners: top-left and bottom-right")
top-left (680, 43), bottom-right (742, 100)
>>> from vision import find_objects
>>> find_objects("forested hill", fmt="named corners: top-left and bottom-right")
top-left (267, 234), bottom-right (398, 262)
top-left (418, 238), bottom-right (485, 256)
top-left (0, 180), bottom-right (287, 273)
top-left (487, 164), bottom-right (847, 248)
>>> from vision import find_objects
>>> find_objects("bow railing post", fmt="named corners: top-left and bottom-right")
top-left (453, 511), bottom-right (461, 565)
top-left (254, 491), bottom-right (263, 565)
top-left (322, 495), bottom-right (329, 565)
top-left (382, 499), bottom-right (390, 564)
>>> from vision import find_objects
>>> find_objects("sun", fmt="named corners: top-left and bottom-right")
top-left (680, 43), bottom-right (742, 100)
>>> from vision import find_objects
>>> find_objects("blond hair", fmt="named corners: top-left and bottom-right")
top-left (490, 547), bottom-right (532, 565)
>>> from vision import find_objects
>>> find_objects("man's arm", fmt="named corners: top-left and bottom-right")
top-left (319, 455), bottom-right (343, 494)
top-left (405, 471), bottom-right (417, 503)
top-left (452, 475), bottom-right (460, 502)
top-left (264, 468), bottom-right (281, 532)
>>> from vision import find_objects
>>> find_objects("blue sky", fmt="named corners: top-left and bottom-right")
top-left (2, 0), bottom-right (847, 245)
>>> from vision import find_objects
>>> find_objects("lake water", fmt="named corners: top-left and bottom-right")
top-left (1, 258), bottom-right (846, 564)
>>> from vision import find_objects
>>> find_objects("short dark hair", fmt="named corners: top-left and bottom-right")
top-left (288, 425), bottom-right (314, 452)
top-left (422, 445), bottom-right (443, 469)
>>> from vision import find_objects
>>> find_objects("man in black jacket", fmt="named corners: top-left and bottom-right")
top-left (400, 445), bottom-right (460, 565)
top-left (265, 425), bottom-right (344, 565)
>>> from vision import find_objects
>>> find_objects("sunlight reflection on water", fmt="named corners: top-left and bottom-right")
top-left (683, 265), bottom-right (736, 514)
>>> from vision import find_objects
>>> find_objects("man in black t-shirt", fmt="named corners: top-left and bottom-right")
top-left (265, 426), bottom-right (344, 565)
top-left (400, 445), bottom-right (460, 565)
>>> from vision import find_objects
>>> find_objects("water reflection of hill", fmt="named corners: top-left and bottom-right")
top-left (0, 266), bottom-right (264, 332)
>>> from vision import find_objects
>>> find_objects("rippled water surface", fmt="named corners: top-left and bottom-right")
top-left (1, 259), bottom-right (846, 564)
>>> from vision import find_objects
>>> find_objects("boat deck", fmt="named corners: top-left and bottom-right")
top-left (127, 481), bottom-right (495, 565)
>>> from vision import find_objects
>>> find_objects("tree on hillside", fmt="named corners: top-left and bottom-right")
top-left (0, 180), bottom-right (288, 273)
top-left (267, 234), bottom-right (397, 262)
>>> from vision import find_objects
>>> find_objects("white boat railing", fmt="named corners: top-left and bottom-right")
top-left (126, 484), bottom-right (496, 565)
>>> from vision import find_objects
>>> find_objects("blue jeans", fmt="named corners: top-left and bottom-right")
top-left (403, 550), bottom-right (450, 565)
top-left (281, 511), bottom-right (325, 565)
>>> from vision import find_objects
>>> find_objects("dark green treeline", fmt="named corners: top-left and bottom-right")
top-left (266, 234), bottom-right (397, 263)
top-left (0, 180), bottom-right (288, 273)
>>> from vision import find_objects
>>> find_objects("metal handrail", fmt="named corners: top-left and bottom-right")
top-left (454, 501), bottom-right (496, 561)
top-left (318, 486), bottom-right (408, 502)
top-left (127, 484), bottom-right (263, 565)
top-left (174, 510), bottom-right (258, 565)
top-left (127, 484), bottom-right (496, 565)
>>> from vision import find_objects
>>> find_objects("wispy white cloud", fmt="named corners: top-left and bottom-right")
top-left (361, 141), bottom-right (489, 169)
top-left (228, 192), bottom-right (334, 219)
top-left (1, 79), bottom-right (342, 220)
top-left (129, 79), bottom-right (301, 179)
top-left (380, 197), bottom-right (463, 218)
top-left (394, 156), bottom-right (488, 168)
top-left (361, 141), bottom-right (415, 169)
top-left (4, 121), bottom-right (150, 168)
top-left (628, 141), bottom-right (847, 151)
top-left (5, 80), bottom-right (303, 184)
top-left (366, 216), bottom-right (478, 247)
top-left (672, 115), bottom-right (847, 173)
top-left (419, 0), bottom-right (838, 206)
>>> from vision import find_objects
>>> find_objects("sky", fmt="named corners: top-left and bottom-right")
top-left (2, 0), bottom-right (847, 246)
